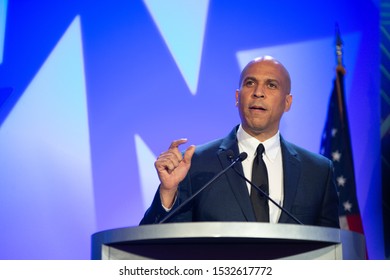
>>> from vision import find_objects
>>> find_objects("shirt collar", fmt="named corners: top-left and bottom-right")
top-left (237, 125), bottom-right (281, 162)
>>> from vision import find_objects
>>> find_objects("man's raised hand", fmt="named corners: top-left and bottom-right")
top-left (155, 139), bottom-right (195, 208)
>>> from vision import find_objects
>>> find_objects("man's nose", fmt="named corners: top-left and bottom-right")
top-left (253, 85), bottom-right (266, 98)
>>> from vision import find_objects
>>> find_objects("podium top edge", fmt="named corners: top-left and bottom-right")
top-left (92, 222), bottom-right (348, 245)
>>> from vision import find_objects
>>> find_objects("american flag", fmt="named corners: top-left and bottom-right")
top-left (320, 65), bottom-right (364, 234)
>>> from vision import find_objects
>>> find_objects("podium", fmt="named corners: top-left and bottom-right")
top-left (91, 222), bottom-right (366, 260)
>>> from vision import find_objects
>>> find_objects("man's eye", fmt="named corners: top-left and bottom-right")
top-left (245, 80), bottom-right (255, 86)
top-left (268, 82), bottom-right (277, 89)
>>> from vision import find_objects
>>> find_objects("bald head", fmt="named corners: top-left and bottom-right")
top-left (239, 56), bottom-right (291, 93)
top-left (235, 55), bottom-right (293, 141)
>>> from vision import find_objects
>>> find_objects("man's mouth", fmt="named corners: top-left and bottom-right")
top-left (249, 105), bottom-right (266, 111)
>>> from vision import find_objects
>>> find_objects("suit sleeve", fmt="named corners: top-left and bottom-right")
top-left (139, 186), bottom-right (171, 225)
top-left (139, 177), bottom-right (194, 225)
top-left (317, 159), bottom-right (340, 228)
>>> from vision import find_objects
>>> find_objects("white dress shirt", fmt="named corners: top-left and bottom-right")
top-left (236, 125), bottom-right (284, 223)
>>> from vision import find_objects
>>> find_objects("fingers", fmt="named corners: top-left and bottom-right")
top-left (156, 152), bottom-right (182, 174)
top-left (155, 139), bottom-right (192, 174)
top-left (168, 138), bottom-right (188, 149)
top-left (155, 139), bottom-right (195, 193)
top-left (165, 138), bottom-right (190, 168)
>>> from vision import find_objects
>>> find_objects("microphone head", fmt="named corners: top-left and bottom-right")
top-left (238, 152), bottom-right (248, 162)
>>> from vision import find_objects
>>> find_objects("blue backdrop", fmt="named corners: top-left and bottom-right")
top-left (0, 0), bottom-right (383, 259)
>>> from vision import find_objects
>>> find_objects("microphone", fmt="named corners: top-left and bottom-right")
top-left (226, 150), bottom-right (303, 225)
top-left (159, 152), bottom-right (248, 224)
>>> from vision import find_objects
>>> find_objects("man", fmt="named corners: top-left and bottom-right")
top-left (140, 56), bottom-right (340, 228)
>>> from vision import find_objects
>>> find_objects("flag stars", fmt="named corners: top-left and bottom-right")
top-left (337, 175), bottom-right (347, 187)
top-left (343, 200), bottom-right (353, 212)
top-left (332, 150), bottom-right (342, 162)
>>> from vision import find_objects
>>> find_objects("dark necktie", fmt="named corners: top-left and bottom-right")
top-left (250, 144), bottom-right (270, 222)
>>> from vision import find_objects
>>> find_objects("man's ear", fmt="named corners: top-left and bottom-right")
top-left (284, 94), bottom-right (293, 112)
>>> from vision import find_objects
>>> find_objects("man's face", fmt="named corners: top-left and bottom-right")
top-left (235, 59), bottom-right (292, 141)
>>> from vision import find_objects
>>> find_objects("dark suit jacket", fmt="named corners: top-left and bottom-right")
top-left (140, 126), bottom-right (340, 228)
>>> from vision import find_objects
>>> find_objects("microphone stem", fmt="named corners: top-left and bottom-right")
top-left (232, 166), bottom-right (303, 225)
top-left (159, 156), bottom-right (243, 224)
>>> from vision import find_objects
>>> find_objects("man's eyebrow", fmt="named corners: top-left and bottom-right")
top-left (266, 78), bottom-right (280, 83)
top-left (243, 76), bottom-right (257, 83)
top-left (239, 76), bottom-right (256, 87)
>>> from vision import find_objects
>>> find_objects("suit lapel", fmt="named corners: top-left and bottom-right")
top-left (279, 137), bottom-right (301, 223)
top-left (218, 127), bottom-right (256, 221)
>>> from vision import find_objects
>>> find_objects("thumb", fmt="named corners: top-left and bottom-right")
top-left (183, 145), bottom-right (196, 164)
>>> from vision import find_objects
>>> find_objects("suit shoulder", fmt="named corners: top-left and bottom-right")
top-left (193, 138), bottom-right (224, 156)
top-left (282, 138), bottom-right (332, 166)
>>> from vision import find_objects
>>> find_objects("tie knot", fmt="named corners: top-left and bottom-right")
top-left (256, 144), bottom-right (265, 157)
